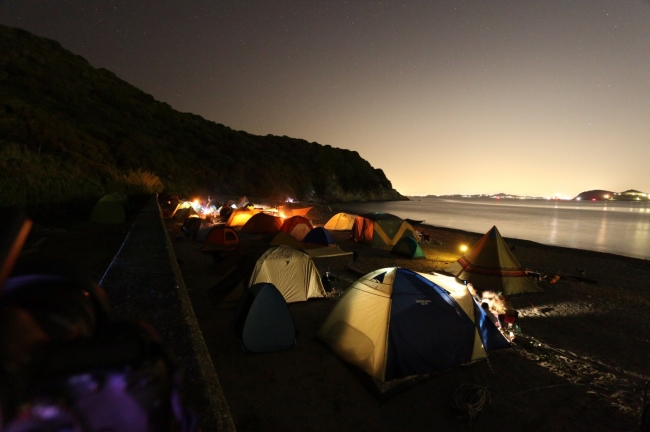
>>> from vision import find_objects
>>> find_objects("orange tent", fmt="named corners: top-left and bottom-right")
top-left (280, 216), bottom-right (313, 241)
top-left (226, 208), bottom-right (259, 227)
top-left (202, 226), bottom-right (240, 252)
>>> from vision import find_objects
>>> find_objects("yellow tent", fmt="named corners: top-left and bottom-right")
top-left (249, 246), bottom-right (326, 303)
top-left (318, 267), bottom-right (504, 394)
top-left (324, 212), bottom-right (357, 231)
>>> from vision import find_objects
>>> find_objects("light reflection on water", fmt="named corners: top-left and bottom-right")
top-left (333, 198), bottom-right (650, 260)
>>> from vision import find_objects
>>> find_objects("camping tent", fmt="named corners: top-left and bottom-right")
top-left (171, 201), bottom-right (198, 221)
top-left (278, 206), bottom-right (313, 218)
top-left (233, 282), bottom-right (296, 353)
top-left (182, 215), bottom-right (202, 236)
top-left (268, 232), bottom-right (305, 250)
top-left (249, 245), bottom-right (326, 303)
top-left (324, 212), bottom-right (357, 231)
top-left (417, 272), bottom-right (510, 352)
top-left (350, 212), bottom-right (416, 247)
top-left (241, 213), bottom-right (283, 234)
top-left (280, 216), bottom-right (313, 241)
top-left (302, 227), bottom-right (335, 248)
top-left (318, 267), bottom-right (508, 394)
top-left (390, 236), bottom-right (425, 259)
top-left (226, 208), bottom-right (259, 227)
top-left (202, 226), bottom-right (240, 252)
top-left (444, 226), bottom-right (543, 296)
top-left (236, 196), bottom-right (251, 208)
top-left (91, 193), bottom-right (129, 224)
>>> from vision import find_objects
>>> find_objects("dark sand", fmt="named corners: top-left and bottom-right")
top-left (16, 198), bottom-right (650, 431)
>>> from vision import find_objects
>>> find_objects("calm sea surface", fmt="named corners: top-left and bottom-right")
top-left (333, 197), bottom-right (650, 260)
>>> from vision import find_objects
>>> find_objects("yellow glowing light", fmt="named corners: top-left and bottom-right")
top-left (193, 199), bottom-right (199, 205)
top-left (460, 245), bottom-right (468, 252)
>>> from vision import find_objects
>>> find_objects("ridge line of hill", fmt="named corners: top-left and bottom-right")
top-left (0, 24), bottom-right (406, 207)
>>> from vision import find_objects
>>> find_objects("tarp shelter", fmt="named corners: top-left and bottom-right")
top-left (91, 193), bottom-right (129, 224)
top-left (280, 216), bottom-right (313, 241)
top-left (233, 282), bottom-right (296, 353)
top-left (324, 212), bottom-right (357, 231)
top-left (306, 246), bottom-right (353, 260)
top-left (302, 227), bottom-right (335, 248)
top-left (202, 226), bottom-right (240, 252)
top-left (351, 213), bottom-right (416, 247)
top-left (278, 206), bottom-right (313, 218)
top-left (226, 208), bottom-right (259, 227)
top-left (249, 245), bottom-right (326, 303)
top-left (444, 225), bottom-right (543, 296)
top-left (390, 236), bottom-right (425, 259)
top-left (318, 267), bottom-right (508, 394)
top-left (241, 213), bottom-right (283, 234)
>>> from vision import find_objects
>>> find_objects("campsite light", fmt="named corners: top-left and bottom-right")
top-left (460, 244), bottom-right (468, 253)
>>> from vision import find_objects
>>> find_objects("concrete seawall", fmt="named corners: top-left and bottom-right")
top-left (100, 195), bottom-right (235, 431)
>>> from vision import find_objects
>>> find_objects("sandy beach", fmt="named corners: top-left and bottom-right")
top-left (166, 201), bottom-right (650, 431)
top-left (15, 198), bottom-right (650, 431)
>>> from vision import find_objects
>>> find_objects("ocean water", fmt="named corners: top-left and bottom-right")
top-left (333, 197), bottom-right (650, 260)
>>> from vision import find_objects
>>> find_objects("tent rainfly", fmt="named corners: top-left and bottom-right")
top-left (249, 245), bottom-right (326, 303)
top-left (444, 225), bottom-right (543, 296)
top-left (390, 236), bottom-right (425, 259)
top-left (280, 216), bottom-right (313, 241)
top-left (324, 213), bottom-right (357, 231)
top-left (350, 212), bottom-right (416, 247)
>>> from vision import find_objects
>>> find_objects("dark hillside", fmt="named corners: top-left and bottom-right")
top-left (0, 25), bottom-right (405, 206)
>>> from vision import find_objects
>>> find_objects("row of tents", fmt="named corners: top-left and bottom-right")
top-left (169, 197), bottom-right (542, 297)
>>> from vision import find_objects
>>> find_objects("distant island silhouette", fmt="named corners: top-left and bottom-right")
top-left (414, 189), bottom-right (649, 201)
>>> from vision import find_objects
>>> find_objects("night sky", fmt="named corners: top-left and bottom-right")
top-left (2, 1), bottom-right (649, 198)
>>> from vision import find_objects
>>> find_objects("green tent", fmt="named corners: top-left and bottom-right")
top-left (444, 226), bottom-right (543, 296)
top-left (351, 212), bottom-right (416, 247)
top-left (390, 236), bottom-right (425, 259)
top-left (91, 193), bottom-right (129, 224)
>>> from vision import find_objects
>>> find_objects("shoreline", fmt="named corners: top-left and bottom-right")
top-left (168, 200), bottom-right (649, 430)
top-left (327, 199), bottom-right (650, 261)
